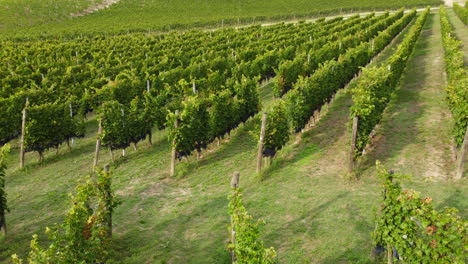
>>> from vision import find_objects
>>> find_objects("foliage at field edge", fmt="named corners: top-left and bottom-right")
top-left (0, 145), bottom-right (10, 235)
top-left (24, 102), bottom-right (85, 160)
top-left (373, 162), bottom-right (467, 263)
top-left (11, 168), bottom-right (119, 263)
top-left (350, 8), bottom-right (430, 158)
top-left (440, 6), bottom-right (468, 146)
top-left (257, 9), bottom-right (417, 156)
top-left (453, 2), bottom-right (468, 25)
top-left (228, 187), bottom-right (276, 263)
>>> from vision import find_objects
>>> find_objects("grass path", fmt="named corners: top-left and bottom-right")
top-left (359, 11), bottom-right (456, 180)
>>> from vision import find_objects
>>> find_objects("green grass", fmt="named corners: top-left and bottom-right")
top-left (0, 0), bottom-right (104, 32)
top-left (356, 11), bottom-right (458, 179)
top-left (1, 9), bottom-right (466, 264)
top-left (4, 0), bottom-right (442, 37)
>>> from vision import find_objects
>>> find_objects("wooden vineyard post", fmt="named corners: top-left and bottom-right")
top-left (69, 103), bottom-right (74, 149)
top-left (455, 126), bottom-right (468, 179)
top-left (104, 164), bottom-right (112, 238)
top-left (349, 116), bottom-right (359, 173)
top-left (170, 110), bottom-right (179, 177)
top-left (264, 156), bottom-right (270, 169)
top-left (144, 82), bottom-right (153, 146)
top-left (230, 171), bottom-right (240, 262)
top-left (257, 112), bottom-right (267, 174)
top-left (387, 245), bottom-right (393, 264)
top-left (324, 101), bottom-right (329, 115)
top-left (314, 109), bottom-right (320, 123)
top-left (1, 174), bottom-right (6, 235)
top-left (1, 213), bottom-right (6, 236)
top-left (148, 132), bottom-right (153, 145)
top-left (451, 140), bottom-right (458, 162)
top-left (93, 121), bottom-right (103, 168)
top-left (231, 171), bottom-right (240, 188)
top-left (121, 108), bottom-right (126, 158)
top-left (19, 100), bottom-right (29, 169)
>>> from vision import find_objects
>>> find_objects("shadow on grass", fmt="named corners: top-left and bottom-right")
top-left (261, 89), bottom-right (353, 180)
top-left (11, 118), bottom-right (100, 172)
top-left (320, 202), bottom-right (376, 264)
top-left (172, 118), bottom-right (259, 180)
top-left (111, 130), bottom-right (171, 171)
top-left (11, 138), bottom-right (97, 177)
top-left (437, 188), bottom-right (467, 218)
top-left (264, 192), bottom-right (349, 257)
top-left (0, 206), bottom-right (68, 262)
top-left (110, 195), bottom-right (230, 264)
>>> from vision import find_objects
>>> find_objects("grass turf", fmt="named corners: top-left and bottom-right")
top-left (3, 0), bottom-right (442, 37)
top-left (0, 0), bottom-right (104, 32)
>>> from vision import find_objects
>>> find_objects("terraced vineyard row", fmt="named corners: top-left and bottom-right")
top-left (254, 10), bottom-right (416, 159)
top-left (0, 12), bottom-right (401, 166)
top-left (1, 6), bottom-right (467, 264)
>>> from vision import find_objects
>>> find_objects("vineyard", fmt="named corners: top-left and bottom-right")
top-left (1, 0), bottom-right (443, 37)
top-left (0, 1), bottom-right (467, 264)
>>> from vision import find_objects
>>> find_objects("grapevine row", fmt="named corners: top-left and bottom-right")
top-left (373, 165), bottom-right (466, 263)
top-left (350, 8), bottom-right (429, 158)
top-left (440, 6), bottom-right (468, 147)
top-left (12, 167), bottom-right (119, 263)
top-left (453, 2), bottom-right (468, 25)
top-left (161, 16), bottom-right (400, 160)
top-left (96, 19), bottom-right (344, 157)
top-left (1, 19), bottom-right (341, 159)
top-left (273, 11), bottom-right (400, 96)
top-left (257, 10), bottom-right (417, 159)
top-left (97, 16), bottom-right (385, 158)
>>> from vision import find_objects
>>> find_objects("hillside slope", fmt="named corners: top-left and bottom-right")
top-left (4, 0), bottom-right (442, 37)
top-left (0, 0), bottom-right (105, 32)
top-left (1, 9), bottom-right (466, 264)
